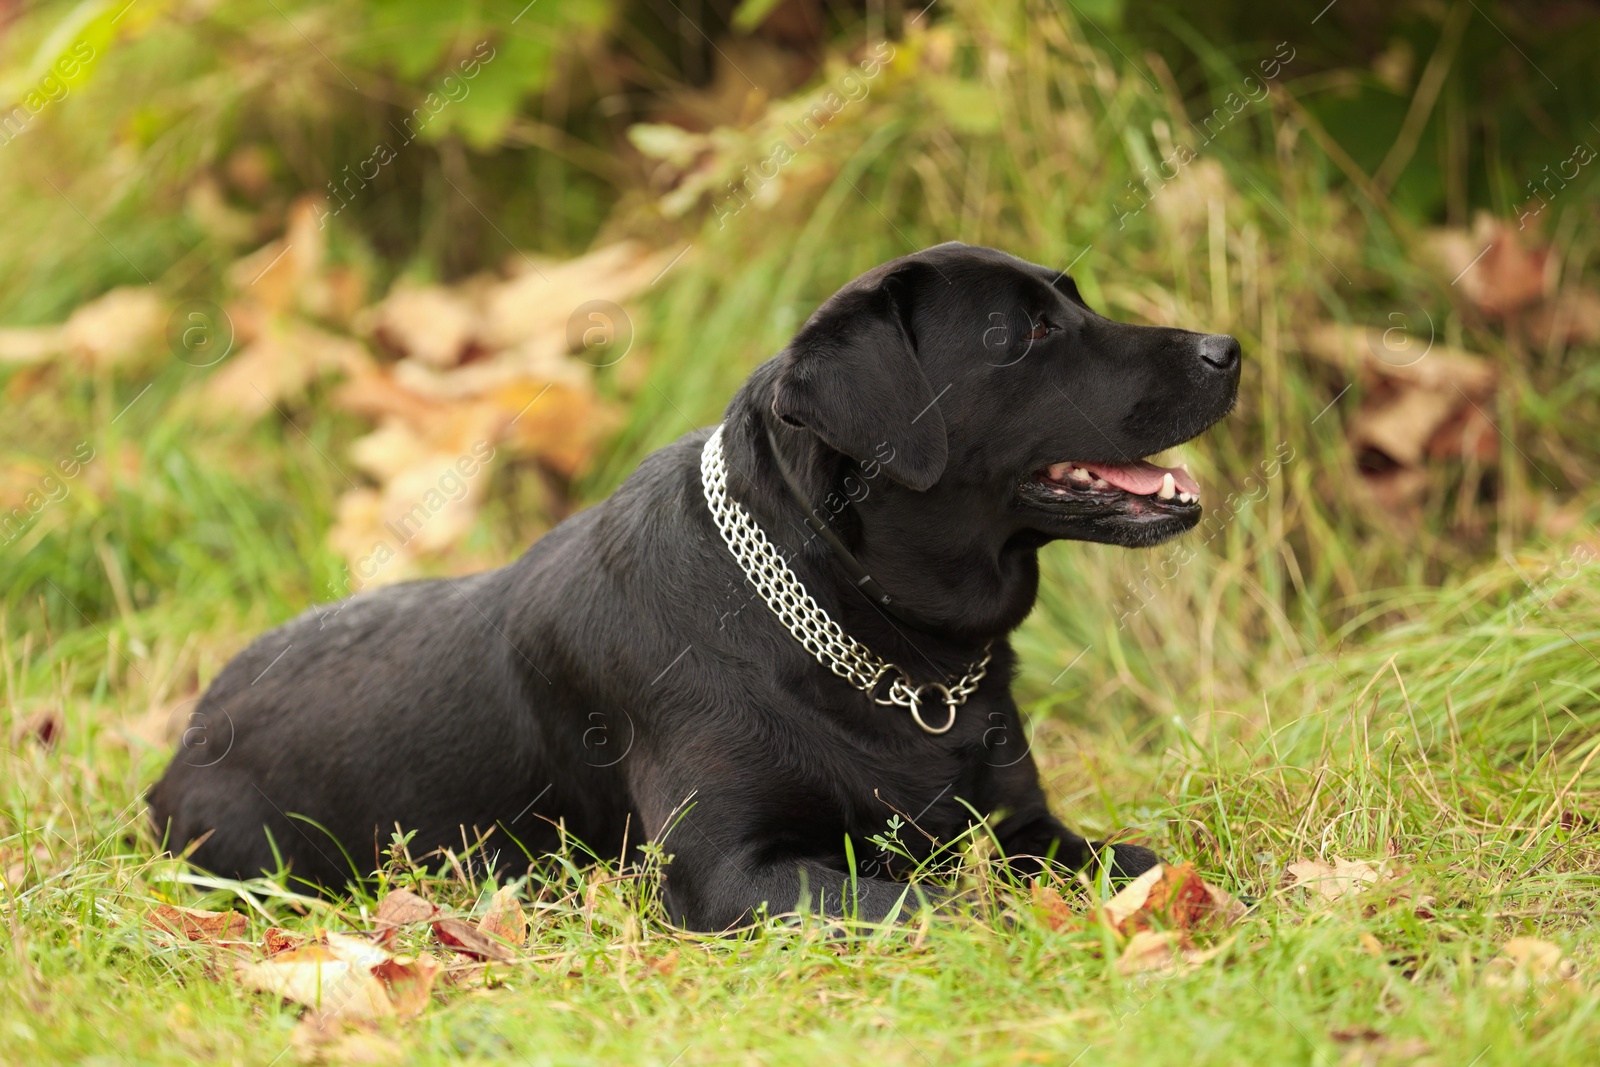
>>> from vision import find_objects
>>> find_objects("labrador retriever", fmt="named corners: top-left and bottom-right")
top-left (149, 242), bottom-right (1240, 931)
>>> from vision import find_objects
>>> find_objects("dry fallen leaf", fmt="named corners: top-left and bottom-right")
top-left (1427, 215), bottom-right (1551, 320)
top-left (1527, 285), bottom-right (1600, 349)
top-left (1284, 858), bottom-right (1381, 903)
top-left (200, 319), bottom-right (370, 418)
top-left (1099, 862), bottom-right (1219, 934)
top-left (226, 196), bottom-right (327, 317)
top-left (1031, 881), bottom-right (1082, 932)
top-left (1300, 320), bottom-right (1501, 517)
top-left (149, 903), bottom-right (249, 943)
top-left (263, 927), bottom-right (306, 956)
top-left (1115, 929), bottom-right (1236, 976)
top-left (480, 241), bottom-right (666, 351)
top-left (1116, 929), bottom-right (1184, 975)
top-left (291, 1011), bottom-right (403, 1064)
top-left (63, 288), bottom-right (166, 368)
top-left (0, 844), bottom-right (53, 891)
top-left (1328, 1027), bottom-right (1431, 1062)
top-left (0, 324), bottom-right (63, 365)
top-left (1034, 864), bottom-right (1245, 942)
top-left (370, 282), bottom-right (482, 368)
top-left (374, 888), bottom-right (438, 932)
top-left (11, 706), bottom-right (62, 748)
top-left (1424, 213), bottom-right (1600, 348)
top-left (323, 932), bottom-right (391, 970)
top-left (432, 917), bottom-right (518, 962)
top-left (236, 943), bottom-right (396, 1020)
top-left (372, 953), bottom-right (443, 1016)
top-left (0, 287), bottom-right (163, 368)
top-left (477, 886), bottom-right (528, 947)
top-left (1484, 937), bottom-right (1580, 990)
top-left (174, 217), bottom-right (659, 578)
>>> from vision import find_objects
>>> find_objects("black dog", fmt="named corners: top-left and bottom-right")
top-left (149, 242), bottom-right (1239, 931)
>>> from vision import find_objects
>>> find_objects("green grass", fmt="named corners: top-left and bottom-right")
top-left (5, 0), bottom-right (1600, 1062)
top-left (3, 563), bottom-right (1598, 1064)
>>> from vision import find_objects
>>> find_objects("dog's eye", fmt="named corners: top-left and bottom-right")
top-left (1023, 318), bottom-right (1056, 342)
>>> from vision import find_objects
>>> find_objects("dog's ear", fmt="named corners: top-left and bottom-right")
top-left (770, 269), bottom-right (947, 491)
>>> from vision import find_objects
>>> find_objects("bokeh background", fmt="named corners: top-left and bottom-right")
top-left (6, 0), bottom-right (1599, 725)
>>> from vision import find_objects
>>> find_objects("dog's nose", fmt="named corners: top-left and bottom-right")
top-left (1198, 334), bottom-right (1241, 373)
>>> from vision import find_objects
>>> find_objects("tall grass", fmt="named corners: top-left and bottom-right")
top-left (584, 0), bottom-right (1599, 724)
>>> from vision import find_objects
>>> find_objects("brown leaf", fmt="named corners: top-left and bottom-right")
top-left (263, 927), bottom-right (306, 956)
top-left (1301, 322), bottom-right (1500, 496)
top-left (1427, 215), bottom-right (1551, 319)
top-left (372, 952), bottom-right (443, 1016)
top-left (226, 196), bottom-right (326, 316)
top-left (648, 950), bottom-right (680, 977)
top-left (0, 844), bottom-right (52, 891)
top-left (1098, 865), bottom-right (1162, 931)
top-left (1484, 937), bottom-right (1580, 990)
top-left (331, 365), bottom-right (441, 426)
top-left (1116, 930), bottom-right (1237, 976)
top-left (1285, 858), bottom-right (1381, 902)
top-left (1526, 286), bottom-right (1600, 349)
top-left (11, 707), bottom-right (62, 748)
top-left (235, 944), bottom-right (395, 1020)
top-left (440, 962), bottom-right (489, 989)
top-left (374, 888), bottom-right (438, 931)
top-left (0, 288), bottom-right (163, 369)
top-left (0, 325), bottom-right (64, 365)
top-left (201, 320), bottom-right (370, 419)
top-left (1117, 929), bottom-right (1183, 974)
top-left (65, 289), bottom-right (165, 368)
top-left (1031, 882), bottom-right (1081, 933)
top-left (149, 903), bottom-right (249, 943)
top-left (1200, 880), bottom-right (1249, 927)
top-left (1348, 383), bottom-right (1460, 469)
top-left (432, 917), bottom-right (517, 962)
top-left (370, 283), bottom-right (481, 368)
top-left (477, 886), bottom-right (528, 947)
top-left (480, 241), bottom-right (666, 351)
top-left (494, 379), bottom-right (613, 478)
top-left (1100, 863), bottom-right (1212, 935)
top-left (1329, 1026), bottom-right (1384, 1043)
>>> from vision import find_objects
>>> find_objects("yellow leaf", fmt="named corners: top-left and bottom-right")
top-left (1284, 858), bottom-right (1381, 903)
top-left (236, 944), bottom-right (395, 1020)
top-left (477, 886), bottom-right (528, 947)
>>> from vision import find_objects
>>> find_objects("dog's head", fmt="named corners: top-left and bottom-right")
top-left (768, 243), bottom-right (1239, 563)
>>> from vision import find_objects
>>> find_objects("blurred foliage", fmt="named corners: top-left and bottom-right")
top-left (2, 0), bottom-right (1599, 724)
top-left (0, 0), bottom-right (616, 322)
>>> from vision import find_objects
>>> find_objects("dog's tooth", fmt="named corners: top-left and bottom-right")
top-left (1158, 472), bottom-right (1176, 500)
top-left (1047, 462), bottom-right (1074, 482)
top-left (1178, 491), bottom-right (1195, 504)
top-left (1068, 467), bottom-right (1092, 483)
top-left (1090, 477), bottom-right (1110, 489)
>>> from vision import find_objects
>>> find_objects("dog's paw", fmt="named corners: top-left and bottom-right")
top-left (1090, 841), bottom-right (1162, 881)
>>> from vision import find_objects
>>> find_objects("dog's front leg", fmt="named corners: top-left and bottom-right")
top-left (980, 725), bottom-right (1161, 881)
top-left (658, 848), bottom-right (940, 932)
top-left (993, 807), bottom-right (1159, 881)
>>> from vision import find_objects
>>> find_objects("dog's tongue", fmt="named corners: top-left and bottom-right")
top-left (1079, 460), bottom-right (1200, 497)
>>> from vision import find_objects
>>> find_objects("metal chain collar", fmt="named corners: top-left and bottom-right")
top-left (700, 424), bottom-right (991, 735)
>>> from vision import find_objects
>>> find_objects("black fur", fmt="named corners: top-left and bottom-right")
top-left (148, 243), bottom-right (1240, 931)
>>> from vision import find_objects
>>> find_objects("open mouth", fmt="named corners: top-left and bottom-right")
top-left (1036, 458), bottom-right (1199, 504)
top-left (1021, 458), bottom-right (1202, 521)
